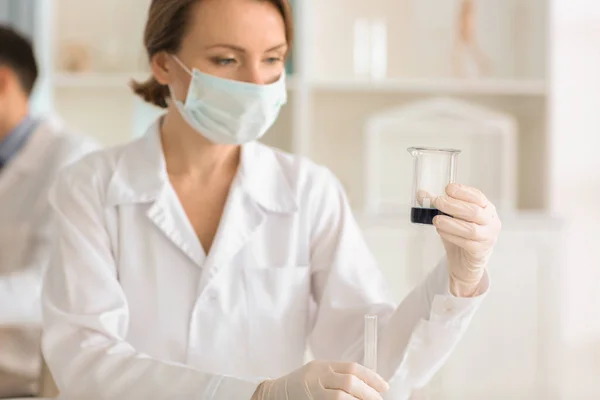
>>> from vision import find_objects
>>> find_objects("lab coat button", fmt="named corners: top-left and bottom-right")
top-left (396, 368), bottom-right (408, 381)
top-left (206, 290), bottom-right (218, 301)
top-left (444, 299), bottom-right (453, 313)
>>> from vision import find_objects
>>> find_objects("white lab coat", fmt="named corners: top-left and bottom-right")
top-left (42, 120), bottom-right (489, 400)
top-left (0, 117), bottom-right (98, 397)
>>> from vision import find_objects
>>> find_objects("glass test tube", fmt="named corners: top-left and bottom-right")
top-left (364, 314), bottom-right (378, 372)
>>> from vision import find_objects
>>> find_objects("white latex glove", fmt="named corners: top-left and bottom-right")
top-left (252, 360), bottom-right (389, 400)
top-left (433, 183), bottom-right (502, 297)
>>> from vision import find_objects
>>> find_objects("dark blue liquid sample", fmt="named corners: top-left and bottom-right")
top-left (410, 207), bottom-right (449, 225)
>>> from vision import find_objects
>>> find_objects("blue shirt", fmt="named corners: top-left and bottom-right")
top-left (0, 116), bottom-right (40, 169)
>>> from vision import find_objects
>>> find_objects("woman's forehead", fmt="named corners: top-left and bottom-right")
top-left (184, 0), bottom-right (287, 48)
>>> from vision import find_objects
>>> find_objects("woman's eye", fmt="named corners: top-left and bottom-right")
top-left (265, 57), bottom-right (283, 65)
top-left (214, 57), bottom-right (237, 66)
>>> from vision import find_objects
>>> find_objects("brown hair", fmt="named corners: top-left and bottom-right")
top-left (0, 26), bottom-right (38, 96)
top-left (131, 0), bottom-right (294, 108)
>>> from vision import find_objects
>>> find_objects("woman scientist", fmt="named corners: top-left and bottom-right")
top-left (41, 0), bottom-right (502, 399)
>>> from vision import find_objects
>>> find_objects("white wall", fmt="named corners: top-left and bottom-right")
top-left (550, 0), bottom-right (600, 340)
top-left (551, 0), bottom-right (600, 211)
top-left (550, 0), bottom-right (600, 396)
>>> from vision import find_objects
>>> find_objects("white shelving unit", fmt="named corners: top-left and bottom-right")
top-left (42, 0), bottom-right (152, 146)
top-left (53, 72), bottom-right (148, 88)
top-left (309, 77), bottom-right (547, 96)
top-left (292, 0), bottom-right (550, 211)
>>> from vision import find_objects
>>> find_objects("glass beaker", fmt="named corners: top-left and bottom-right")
top-left (407, 147), bottom-right (461, 225)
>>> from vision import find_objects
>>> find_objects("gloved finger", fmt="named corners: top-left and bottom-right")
top-left (445, 183), bottom-right (489, 208)
top-left (324, 372), bottom-right (384, 400)
top-left (436, 228), bottom-right (492, 256)
top-left (416, 189), bottom-right (437, 208)
top-left (330, 362), bottom-right (389, 393)
top-left (323, 389), bottom-right (356, 399)
top-left (433, 215), bottom-right (496, 242)
top-left (434, 195), bottom-right (495, 226)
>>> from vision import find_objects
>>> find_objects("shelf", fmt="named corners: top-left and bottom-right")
top-left (309, 77), bottom-right (547, 96)
top-left (53, 72), bottom-right (147, 88)
top-left (309, 0), bottom-right (548, 85)
top-left (54, 72), bottom-right (300, 90)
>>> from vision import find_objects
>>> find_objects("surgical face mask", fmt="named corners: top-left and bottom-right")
top-left (170, 56), bottom-right (287, 145)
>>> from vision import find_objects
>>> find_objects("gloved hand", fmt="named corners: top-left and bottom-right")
top-left (433, 183), bottom-right (502, 297)
top-left (252, 360), bottom-right (389, 400)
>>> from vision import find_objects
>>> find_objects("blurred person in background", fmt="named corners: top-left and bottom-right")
top-left (41, 0), bottom-right (501, 399)
top-left (0, 25), bottom-right (99, 398)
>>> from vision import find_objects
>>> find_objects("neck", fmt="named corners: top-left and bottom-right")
top-left (160, 107), bottom-right (240, 181)
top-left (0, 103), bottom-right (28, 141)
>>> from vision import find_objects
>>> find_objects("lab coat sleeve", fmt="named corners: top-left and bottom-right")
top-left (42, 164), bottom-right (262, 400)
top-left (0, 138), bottom-right (100, 325)
top-left (307, 168), bottom-right (489, 398)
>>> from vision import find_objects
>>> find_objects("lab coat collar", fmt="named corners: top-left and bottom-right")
top-left (105, 124), bottom-right (167, 205)
top-left (0, 114), bottom-right (38, 166)
top-left (238, 139), bottom-right (298, 214)
top-left (106, 120), bottom-right (298, 214)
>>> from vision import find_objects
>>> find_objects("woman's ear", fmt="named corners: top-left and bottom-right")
top-left (151, 52), bottom-right (172, 86)
top-left (0, 67), bottom-right (11, 94)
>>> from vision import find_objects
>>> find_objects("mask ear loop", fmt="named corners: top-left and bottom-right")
top-left (167, 85), bottom-right (177, 106)
top-left (168, 55), bottom-right (194, 106)
top-left (171, 55), bottom-right (193, 76)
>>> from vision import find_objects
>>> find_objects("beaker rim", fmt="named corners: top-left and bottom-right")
top-left (407, 146), bottom-right (462, 155)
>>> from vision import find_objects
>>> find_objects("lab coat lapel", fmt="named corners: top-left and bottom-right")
top-left (106, 121), bottom-right (206, 267)
top-left (202, 183), bottom-right (266, 276)
top-left (201, 142), bottom-right (298, 280)
top-left (146, 187), bottom-right (207, 267)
